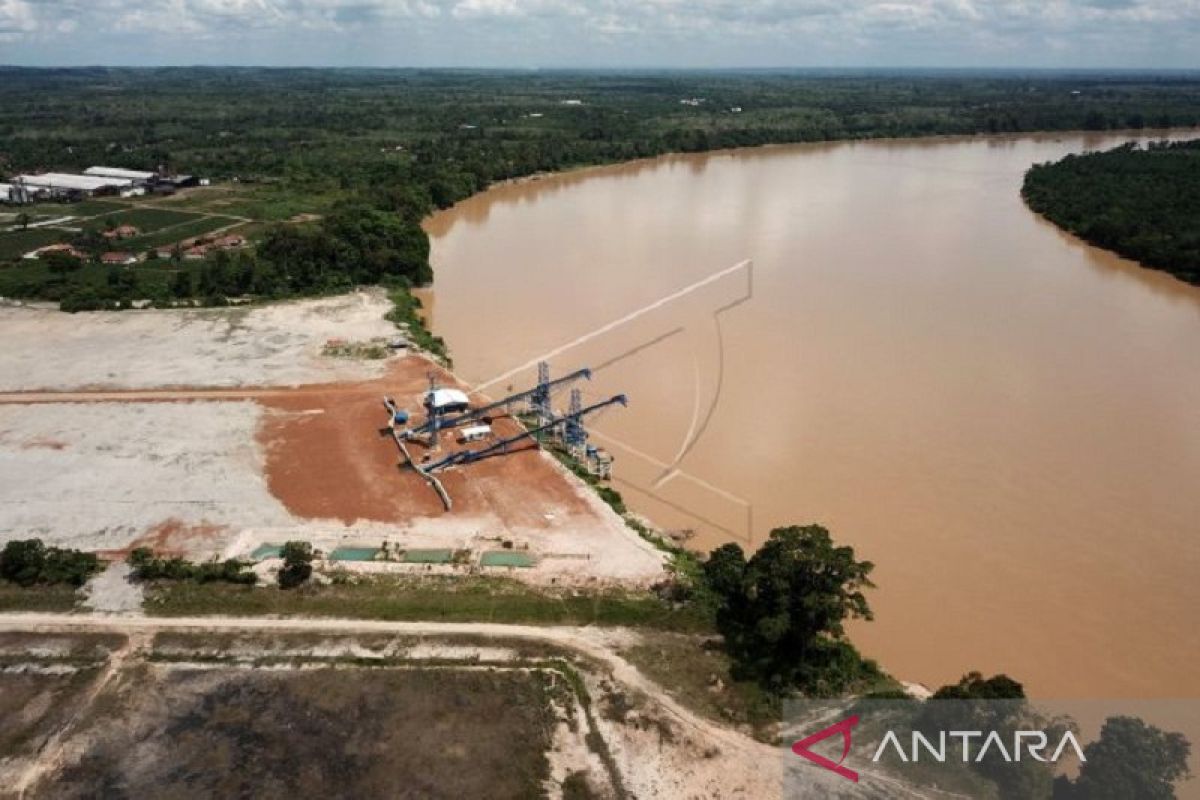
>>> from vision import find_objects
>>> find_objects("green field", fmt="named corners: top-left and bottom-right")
top-left (9, 199), bottom-right (131, 218)
top-left (121, 216), bottom-right (238, 250)
top-left (98, 207), bottom-right (207, 234)
top-left (145, 575), bottom-right (714, 632)
top-left (0, 228), bottom-right (69, 260)
top-left (0, 581), bottom-right (79, 612)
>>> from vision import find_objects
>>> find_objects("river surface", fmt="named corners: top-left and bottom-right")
top-left (425, 131), bottom-right (1200, 697)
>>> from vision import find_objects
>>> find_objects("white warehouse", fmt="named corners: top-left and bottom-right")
top-left (84, 166), bottom-right (157, 183)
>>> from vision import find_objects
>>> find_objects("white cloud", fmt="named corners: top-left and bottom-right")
top-left (0, 0), bottom-right (38, 41)
top-left (1, 0), bottom-right (1197, 66)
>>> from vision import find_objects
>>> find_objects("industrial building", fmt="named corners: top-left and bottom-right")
top-left (1, 167), bottom-right (206, 203)
top-left (0, 183), bottom-right (28, 204)
top-left (84, 166), bottom-right (157, 184)
top-left (12, 173), bottom-right (134, 197)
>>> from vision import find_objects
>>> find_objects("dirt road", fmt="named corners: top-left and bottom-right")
top-left (0, 611), bottom-right (766, 758)
top-left (0, 612), bottom-right (932, 799)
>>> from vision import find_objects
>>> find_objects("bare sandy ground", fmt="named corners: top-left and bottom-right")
top-left (0, 291), bottom-right (396, 391)
top-left (0, 401), bottom-right (291, 552)
top-left (0, 293), bottom-right (665, 587)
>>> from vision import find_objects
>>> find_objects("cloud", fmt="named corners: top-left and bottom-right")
top-left (0, 0), bottom-right (1197, 67)
top-left (0, 0), bottom-right (37, 42)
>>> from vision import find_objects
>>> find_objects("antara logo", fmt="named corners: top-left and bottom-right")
top-left (791, 715), bottom-right (861, 783)
top-left (791, 716), bottom-right (1086, 783)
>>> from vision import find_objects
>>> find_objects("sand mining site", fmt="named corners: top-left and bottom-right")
top-left (0, 291), bottom-right (664, 588)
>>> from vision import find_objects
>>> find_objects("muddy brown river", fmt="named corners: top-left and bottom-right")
top-left (425, 132), bottom-right (1200, 698)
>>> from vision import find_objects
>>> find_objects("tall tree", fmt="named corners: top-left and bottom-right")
top-left (704, 525), bottom-right (876, 693)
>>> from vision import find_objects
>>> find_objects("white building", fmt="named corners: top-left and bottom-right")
top-left (13, 173), bottom-right (133, 196)
top-left (85, 166), bottom-right (157, 183)
top-left (458, 424), bottom-right (491, 444)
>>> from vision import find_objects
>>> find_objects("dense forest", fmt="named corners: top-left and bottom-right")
top-left (3, 68), bottom-right (1200, 310)
top-left (1023, 140), bottom-right (1200, 286)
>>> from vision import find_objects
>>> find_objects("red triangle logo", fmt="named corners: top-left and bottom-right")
top-left (791, 715), bottom-right (860, 783)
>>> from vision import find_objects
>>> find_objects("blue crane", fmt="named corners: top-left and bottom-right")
top-left (425, 394), bottom-right (628, 473)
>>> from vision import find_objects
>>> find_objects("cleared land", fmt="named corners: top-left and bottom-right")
top-left (0, 291), bottom-right (664, 587)
top-left (0, 616), bottom-right (862, 800)
top-left (45, 667), bottom-right (560, 799)
top-left (0, 291), bottom-right (396, 390)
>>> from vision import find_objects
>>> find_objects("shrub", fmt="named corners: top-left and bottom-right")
top-left (0, 538), bottom-right (102, 587)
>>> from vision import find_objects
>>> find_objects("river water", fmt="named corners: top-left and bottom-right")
top-left (425, 131), bottom-right (1200, 697)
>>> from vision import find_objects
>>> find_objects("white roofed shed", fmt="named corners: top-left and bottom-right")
top-left (15, 173), bottom-right (133, 192)
top-left (85, 166), bottom-right (157, 182)
top-left (425, 388), bottom-right (470, 412)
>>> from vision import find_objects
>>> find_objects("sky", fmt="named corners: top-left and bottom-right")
top-left (1, 0), bottom-right (1198, 70)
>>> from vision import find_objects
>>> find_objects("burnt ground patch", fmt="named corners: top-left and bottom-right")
top-left (40, 665), bottom-right (562, 800)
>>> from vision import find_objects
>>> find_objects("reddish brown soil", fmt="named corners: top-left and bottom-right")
top-left (255, 358), bottom-right (596, 528)
top-left (20, 437), bottom-right (68, 450)
top-left (99, 518), bottom-right (230, 559)
top-left (2, 355), bottom-right (602, 534)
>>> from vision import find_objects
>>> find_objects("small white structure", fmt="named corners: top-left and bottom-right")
top-left (425, 388), bottom-right (470, 414)
top-left (458, 424), bottom-right (491, 444)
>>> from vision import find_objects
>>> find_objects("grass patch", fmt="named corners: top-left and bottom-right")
top-left (119, 215), bottom-right (238, 250)
top-left (12, 200), bottom-right (130, 218)
top-left (385, 285), bottom-right (450, 364)
top-left (98, 207), bottom-right (205, 233)
top-left (0, 228), bottom-right (69, 260)
top-left (620, 632), bottom-right (781, 741)
top-left (0, 580), bottom-right (80, 612)
top-left (144, 574), bottom-right (714, 632)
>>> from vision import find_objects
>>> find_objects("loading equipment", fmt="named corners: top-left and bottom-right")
top-left (425, 394), bottom-right (628, 473)
top-left (401, 365), bottom-right (592, 442)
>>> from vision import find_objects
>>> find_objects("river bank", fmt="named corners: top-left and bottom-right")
top-left (423, 129), bottom-right (1200, 698)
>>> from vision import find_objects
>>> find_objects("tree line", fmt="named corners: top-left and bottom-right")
top-left (3, 69), bottom-right (1200, 310)
top-left (1023, 140), bottom-right (1200, 286)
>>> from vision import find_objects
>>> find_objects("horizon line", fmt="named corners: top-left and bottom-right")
top-left (3, 64), bottom-right (1200, 73)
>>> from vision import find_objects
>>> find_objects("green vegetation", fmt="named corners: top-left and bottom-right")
top-left (4, 68), bottom-right (1199, 313)
top-left (703, 525), bottom-right (880, 696)
top-left (385, 285), bottom-right (449, 364)
top-left (144, 574), bottom-right (713, 631)
top-left (917, 672), bottom-right (1056, 799)
top-left (1055, 716), bottom-right (1192, 800)
top-left (127, 547), bottom-right (256, 585)
top-left (0, 581), bottom-right (80, 612)
top-left (0, 228), bottom-right (66, 259)
top-left (0, 539), bottom-right (101, 588)
top-left (619, 633), bottom-right (782, 740)
top-left (1023, 140), bottom-right (1200, 285)
top-left (277, 541), bottom-right (314, 588)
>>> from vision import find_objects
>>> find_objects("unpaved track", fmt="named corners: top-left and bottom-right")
top-left (0, 613), bottom-right (767, 759)
top-left (0, 612), bottom-right (935, 799)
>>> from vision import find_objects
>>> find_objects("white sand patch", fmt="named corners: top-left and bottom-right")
top-left (0, 290), bottom-right (396, 391)
top-left (0, 401), bottom-right (295, 552)
top-left (81, 561), bottom-right (144, 615)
